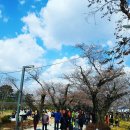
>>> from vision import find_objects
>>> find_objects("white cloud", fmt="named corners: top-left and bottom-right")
top-left (21, 0), bottom-right (119, 50)
top-left (35, 0), bottom-right (41, 2)
top-left (24, 81), bottom-right (40, 94)
top-left (41, 55), bottom-right (87, 83)
top-left (123, 66), bottom-right (130, 78)
top-left (0, 34), bottom-right (45, 71)
top-left (22, 13), bottom-right (44, 38)
top-left (31, 5), bottom-right (36, 9)
top-left (19, 0), bottom-right (26, 5)
top-left (107, 40), bottom-right (115, 48)
top-left (124, 67), bottom-right (130, 73)
top-left (0, 9), bottom-right (9, 23)
top-left (0, 10), bottom-right (2, 18)
top-left (3, 17), bottom-right (8, 23)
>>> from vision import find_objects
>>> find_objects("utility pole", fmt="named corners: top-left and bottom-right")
top-left (16, 65), bottom-right (34, 130)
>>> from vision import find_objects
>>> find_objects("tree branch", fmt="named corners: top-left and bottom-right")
top-left (120, 0), bottom-right (130, 19)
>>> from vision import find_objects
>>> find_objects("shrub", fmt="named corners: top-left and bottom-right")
top-left (86, 122), bottom-right (111, 130)
top-left (1, 115), bottom-right (11, 123)
top-left (128, 126), bottom-right (130, 130)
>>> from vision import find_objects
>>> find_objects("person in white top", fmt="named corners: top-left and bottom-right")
top-left (47, 110), bottom-right (52, 125)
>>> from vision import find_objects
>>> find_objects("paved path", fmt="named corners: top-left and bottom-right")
top-left (24, 124), bottom-right (54, 130)
top-left (25, 124), bottom-right (86, 130)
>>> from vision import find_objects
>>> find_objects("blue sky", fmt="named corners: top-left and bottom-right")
top-left (0, 0), bottom-right (130, 85)
top-left (0, 0), bottom-right (47, 37)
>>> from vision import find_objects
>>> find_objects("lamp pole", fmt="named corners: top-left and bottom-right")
top-left (123, 25), bottom-right (130, 29)
top-left (16, 65), bottom-right (34, 130)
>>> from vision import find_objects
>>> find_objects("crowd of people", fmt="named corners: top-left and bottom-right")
top-left (11, 109), bottom-right (32, 121)
top-left (32, 109), bottom-right (94, 130)
top-left (11, 108), bottom-right (130, 130)
top-left (105, 112), bottom-right (130, 127)
top-left (32, 110), bottom-right (130, 130)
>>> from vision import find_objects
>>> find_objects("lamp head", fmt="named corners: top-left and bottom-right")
top-left (123, 25), bottom-right (130, 29)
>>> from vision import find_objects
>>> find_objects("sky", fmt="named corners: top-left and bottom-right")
top-left (0, 0), bottom-right (130, 92)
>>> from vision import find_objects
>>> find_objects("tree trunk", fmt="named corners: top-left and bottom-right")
top-left (98, 112), bottom-right (105, 123)
top-left (92, 94), bottom-right (112, 123)
top-left (92, 94), bottom-right (98, 123)
top-left (98, 107), bottom-right (109, 123)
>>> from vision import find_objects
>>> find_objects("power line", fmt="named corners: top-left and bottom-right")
top-left (33, 56), bottom-right (82, 70)
top-left (0, 70), bottom-right (21, 75)
top-left (0, 56), bottom-right (82, 75)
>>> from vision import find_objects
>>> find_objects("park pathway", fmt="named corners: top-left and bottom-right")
top-left (25, 124), bottom-right (86, 130)
top-left (24, 124), bottom-right (54, 130)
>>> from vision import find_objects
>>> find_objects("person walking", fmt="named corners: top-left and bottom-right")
top-left (47, 110), bottom-right (52, 125)
top-left (109, 112), bottom-right (114, 127)
top-left (78, 111), bottom-right (85, 130)
top-left (72, 110), bottom-right (76, 128)
top-left (42, 111), bottom-right (49, 130)
top-left (32, 110), bottom-right (40, 130)
top-left (74, 111), bottom-right (79, 129)
top-left (105, 113), bottom-right (110, 125)
top-left (115, 113), bottom-right (120, 127)
top-left (54, 109), bottom-right (61, 130)
top-left (60, 113), bottom-right (67, 130)
top-left (65, 109), bottom-right (72, 130)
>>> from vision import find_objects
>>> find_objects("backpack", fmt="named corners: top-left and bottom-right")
top-left (42, 114), bottom-right (49, 124)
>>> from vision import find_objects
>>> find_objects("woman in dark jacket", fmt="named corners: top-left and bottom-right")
top-left (60, 110), bottom-right (72, 130)
top-left (78, 111), bottom-right (85, 130)
top-left (33, 110), bottom-right (40, 130)
top-left (60, 113), bottom-right (67, 130)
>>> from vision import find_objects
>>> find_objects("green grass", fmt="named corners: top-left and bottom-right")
top-left (0, 110), bottom-right (13, 122)
top-left (111, 120), bottom-right (130, 130)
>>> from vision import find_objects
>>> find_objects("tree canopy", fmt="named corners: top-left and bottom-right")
top-left (88, 0), bottom-right (130, 63)
top-left (64, 44), bottom-right (129, 123)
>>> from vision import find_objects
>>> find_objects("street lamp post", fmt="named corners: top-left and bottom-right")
top-left (16, 65), bottom-right (34, 130)
top-left (123, 25), bottom-right (130, 29)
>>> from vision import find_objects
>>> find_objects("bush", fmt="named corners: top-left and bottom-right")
top-left (1, 115), bottom-right (11, 123)
top-left (86, 122), bottom-right (111, 130)
top-left (128, 126), bottom-right (130, 130)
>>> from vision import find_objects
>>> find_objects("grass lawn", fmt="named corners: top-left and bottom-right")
top-left (111, 121), bottom-right (130, 130)
top-left (0, 110), bottom-right (13, 122)
top-left (0, 110), bottom-right (13, 116)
